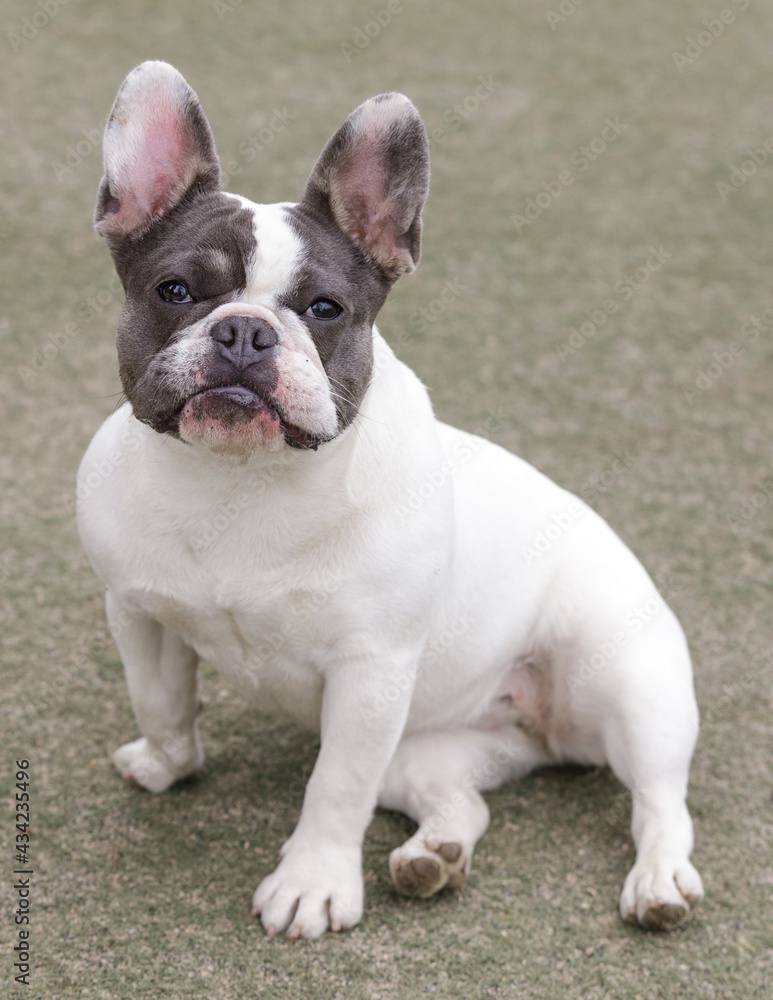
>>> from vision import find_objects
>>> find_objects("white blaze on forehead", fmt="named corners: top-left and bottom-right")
top-left (223, 195), bottom-right (303, 304)
top-left (210, 193), bottom-right (338, 441)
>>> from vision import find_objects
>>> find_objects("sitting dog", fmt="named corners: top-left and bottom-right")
top-left (77, 61), bottom-right (704, 938)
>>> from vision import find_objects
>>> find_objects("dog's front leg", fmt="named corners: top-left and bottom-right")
top-left (252, 654), bottom-right (415, 938)
top-left (107, 589), bottom-right (203, 794)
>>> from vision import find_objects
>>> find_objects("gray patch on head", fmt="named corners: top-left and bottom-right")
top-left (108, 189), bottom-right (260, 426)
top-left (281, 202), bottom-right (391, 432)
top-left (272, 92), bottom-right (430, 436)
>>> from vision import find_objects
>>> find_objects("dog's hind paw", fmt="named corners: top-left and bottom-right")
top-left (390, 837), bottom-right (468, 898)
top-left (619, 854), bottom-right (703, 930)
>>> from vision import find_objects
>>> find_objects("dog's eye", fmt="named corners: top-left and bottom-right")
top-left (304, 299), bottom-right (342, 321)
top-left (157, 281), bottom-right (193, 304)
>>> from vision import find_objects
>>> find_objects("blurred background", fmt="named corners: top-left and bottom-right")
top-left (1, 1), bottom-right (771, 997)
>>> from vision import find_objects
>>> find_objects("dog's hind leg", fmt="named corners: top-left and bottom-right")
top-left (379, 726), bottom-right (551, 897)
top-left (592, 609), bottom-right (704, 930)
top-left (107, 588), bottom-right (203, 793)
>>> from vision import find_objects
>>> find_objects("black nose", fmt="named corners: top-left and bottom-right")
top-left (210, 315), bottom-right (278, 366)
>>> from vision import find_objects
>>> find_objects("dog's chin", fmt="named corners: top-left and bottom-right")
top-left (170, 387), bottom-right (323, 456)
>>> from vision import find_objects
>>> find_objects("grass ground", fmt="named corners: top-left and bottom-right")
top-left (1, 1), bottom-right (772, 997)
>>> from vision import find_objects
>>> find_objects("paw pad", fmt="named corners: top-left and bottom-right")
top-left (640, 902), bottom-right (688, 931)
top-left (391, 840), bottom-right (466, 898)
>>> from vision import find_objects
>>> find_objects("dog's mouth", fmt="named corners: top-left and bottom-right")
top-left (154, 386), bottom-right (324, 451)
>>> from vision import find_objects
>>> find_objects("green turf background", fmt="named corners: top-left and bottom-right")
top-left (1, 1), bottom-right (772, 997)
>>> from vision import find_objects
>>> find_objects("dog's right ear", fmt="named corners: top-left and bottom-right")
top-left (94, 61), bottom-right (220, 242)
top-left (301, 93), bottom-right (430, 283)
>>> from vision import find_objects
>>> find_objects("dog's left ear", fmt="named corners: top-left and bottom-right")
top-left (94, 61), bottom-right (221, 242)
top-left (301, 93), bottom-right (430, 282)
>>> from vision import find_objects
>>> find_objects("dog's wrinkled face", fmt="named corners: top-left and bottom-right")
top-left (106, 192), bottom-right (390, 453)
top-left (95, 62), bottom-right (429, 454)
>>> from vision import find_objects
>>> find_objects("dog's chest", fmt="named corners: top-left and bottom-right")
top-left (134, 553), bottom-right (338, 721)
top-left (122, 482), bottom-right (361, 722)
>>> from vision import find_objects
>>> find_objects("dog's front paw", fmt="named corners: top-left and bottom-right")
top-left (390, 834), bottom-right (469, 898)
top-left (251, 842), bottom-right (363, 938)
top-left (620, 853), bottom-right (704, 930)
top-left (112, 735), bottom-right (204, 794)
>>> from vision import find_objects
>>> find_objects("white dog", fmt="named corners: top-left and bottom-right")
top-left (77, 61), bottom-right (704, 938)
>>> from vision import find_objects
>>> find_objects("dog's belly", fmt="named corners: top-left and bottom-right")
top-left (399, 421), bottom-right (660, 765)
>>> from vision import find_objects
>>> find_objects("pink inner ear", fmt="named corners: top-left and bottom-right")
top-left (111, 97), bottom-right (199, 229)
top-left (337, 138), bottom-right (388, 236)
top-left (334, 136), bottom-right (400, 261)
top-left (137, 114), bottom-right (192, 217)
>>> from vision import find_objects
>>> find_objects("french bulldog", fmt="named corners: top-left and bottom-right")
top-left (77, 60), bottom-right (704, 938)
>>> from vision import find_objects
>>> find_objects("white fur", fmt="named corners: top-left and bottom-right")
top-left (228, 197), bottom-right (301, 299)
top-left (78, 319), bottom-right (703, 937)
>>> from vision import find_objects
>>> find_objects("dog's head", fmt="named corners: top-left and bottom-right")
top-left (95, 61), bottom-right (429, 455)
